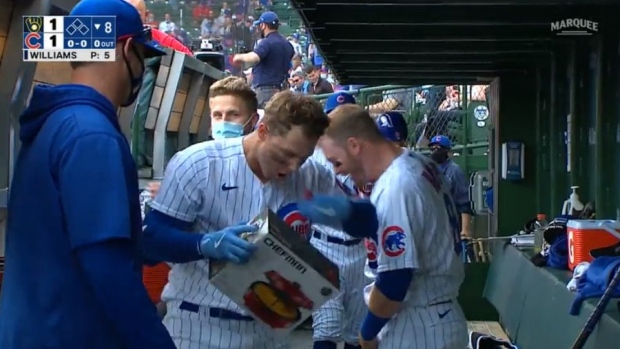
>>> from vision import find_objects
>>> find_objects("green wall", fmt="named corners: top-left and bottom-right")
top-left (498, 33), bottom-right (620, 235)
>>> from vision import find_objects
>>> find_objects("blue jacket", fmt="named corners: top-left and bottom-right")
top-left (570, 256), bottom-right (620, 315)
top-left (0, 85), bottom-right (169, 349)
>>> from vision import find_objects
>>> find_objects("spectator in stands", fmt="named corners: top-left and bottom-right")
top-left (232, 11), bottom-right (294, 107)
top-left (236, 17), bottom-right (254, 51)
top-left (216, 13), bottom-right (235, 38)
top-left (290, 53), bottom-right (303, 75)
top-left (146, 11), bottom-right (158, 28)
top-left (413, 85), bottom-right (463, 147)
top-left (201, 16), bottom-right (214, 37)
top-left (130, 0), bottom-right (192, 54)
top-left (260, 0), bottom-right (273, 8)
top-left (305, 65), bottom-right (333, 95)
top-left (289, 71), bottom-right (309, 93)
top-left (159, 13), bottom-right (176, 33)
top-left (469, 85), bottom-right (487, 101)
top-left (308, 42), bottom-right (315, 63)
top-left (438, 85), bottom-right (460, 111)
top-left (192, 0), bottom-right (211, 22)
top-left (289, 33), bottom-right (303, 56)
top-left (367, 88), bottom-right (414, 115)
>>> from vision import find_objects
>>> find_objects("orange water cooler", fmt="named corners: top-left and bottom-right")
top-left (567, 220), bottom-right (620, 271)
top-left (143, 263), bottom-right (170, 303)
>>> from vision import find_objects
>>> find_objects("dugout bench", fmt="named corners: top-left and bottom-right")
top-left (485, 243), bottom-right (620, 349)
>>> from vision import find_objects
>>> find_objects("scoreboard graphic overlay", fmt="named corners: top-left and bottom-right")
top-left (23, 16), bottom-right (116, 62)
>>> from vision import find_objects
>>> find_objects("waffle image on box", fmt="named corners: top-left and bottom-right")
top-left (210, 209), bottom-right (340, 334)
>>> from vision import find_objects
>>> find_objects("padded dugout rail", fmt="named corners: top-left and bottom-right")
top-left (117, 49), bottom-right (225, 179)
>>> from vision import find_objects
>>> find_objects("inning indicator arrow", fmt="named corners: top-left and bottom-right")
top-left (94, 24), bottom-right (100, 30)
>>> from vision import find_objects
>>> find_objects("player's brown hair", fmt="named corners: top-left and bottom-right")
top-left (325, 104), bottom-right (383, 143)
top-left (262, 90), bottom-right (329, 140)
top-left (209, 76), bottom-right (259, 112)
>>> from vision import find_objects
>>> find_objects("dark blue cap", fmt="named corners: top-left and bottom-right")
top-left (429, 135), bottom-right (452, 149)
top-left (253, 11), bottom-right (279, 27)
top-left (70, 0), bottom-right (166, 57)
top-left (324, 92), bottom-right (356, 113)
top-left (376, 111), bottom-right (408, 143)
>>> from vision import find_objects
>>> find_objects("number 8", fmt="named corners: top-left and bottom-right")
top-left (105, 22), bottom-right (112, 33)
top-left (443, 193), bottom-right (461, 254)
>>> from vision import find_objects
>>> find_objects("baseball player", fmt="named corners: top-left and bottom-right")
top-left (210, 76), bottom-right (261, 140)
top-left (298, 104), bottom-right (467, 349)
top-left (375, 111), bottom-right (409, 148)
top-left (355, 111), bottom-right (411, 285)
top-left (0, 1), bottom-right (176, 349)
top-left (146, 77), bottom-right (260, 197)
top-left (309, 92), bottom-right (367, 349)
top-left (142, 91), bottom-right (348, 349)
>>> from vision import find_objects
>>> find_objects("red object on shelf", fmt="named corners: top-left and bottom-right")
top-left (143, 263), bottom-right (170, 303)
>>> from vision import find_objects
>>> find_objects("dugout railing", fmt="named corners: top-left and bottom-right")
top-left (311, 85), bottom-right (491, 177)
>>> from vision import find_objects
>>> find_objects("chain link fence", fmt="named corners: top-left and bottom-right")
top-left (311, 85), bottom-right (490, 149)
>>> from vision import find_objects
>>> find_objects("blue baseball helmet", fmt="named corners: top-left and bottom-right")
top-left (376, 111), bottom-right (408, 143)
top-left (429, 135), bottom-right (452, 149)
top-left (324, 92), bottom-right (356, 113)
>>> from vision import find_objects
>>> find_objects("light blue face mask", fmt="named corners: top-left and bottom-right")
top-left (212, 121), bottom-right (245, 140)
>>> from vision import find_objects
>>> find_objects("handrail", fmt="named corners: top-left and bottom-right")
top-left (418, 142), bottom-right (489, 154)
top-left (310, 85), bottom-right (410, 100)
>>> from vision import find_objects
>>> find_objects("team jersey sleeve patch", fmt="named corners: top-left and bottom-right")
top-left (374, 184), bottom-right (421, 273)
top-left (381, 226), bottom-right (407, 257)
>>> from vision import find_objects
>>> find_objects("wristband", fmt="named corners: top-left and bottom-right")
top-left (360, 310), bottom-right (390, 340)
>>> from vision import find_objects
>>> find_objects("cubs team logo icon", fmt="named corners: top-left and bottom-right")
top-left (336, 94), bottom-right (345, 103)
top-left (381, 226), bottom-right (406, 257)
top-left (473, 105), bottom-right (489, 120)
top-left (277, 202), bottom-right (312, 239)
top-left (361, 183), bottom-right (373, 196)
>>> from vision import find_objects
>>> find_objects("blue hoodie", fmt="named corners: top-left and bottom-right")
top-left (0, 85), bottom-right (174, 349)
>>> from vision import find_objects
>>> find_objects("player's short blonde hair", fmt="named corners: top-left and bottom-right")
top-left (209, 76), bottom-right (259, 112)
top-left (262, 90), bottom-right (328, 139)
top-left (325, 104), bottom-right (383, 143)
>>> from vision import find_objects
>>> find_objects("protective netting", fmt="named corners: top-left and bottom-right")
top-left (315, 85), bottom-right (490, 148)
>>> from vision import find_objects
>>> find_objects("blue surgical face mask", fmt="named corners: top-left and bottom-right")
top-left (212, 121), bottom-right (245, 140)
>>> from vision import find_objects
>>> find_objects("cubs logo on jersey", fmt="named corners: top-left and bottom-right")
top-left (361, 183), bottom-right (373, 196)
top-left (381, 226), bottom-right (406, 257)
top-left (277, 202), bottom-right (312, 240)
top-left (365, 238), bottom-right (378, 270)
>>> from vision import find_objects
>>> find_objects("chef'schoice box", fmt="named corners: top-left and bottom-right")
top-left (210, 209), bottom-right (340, 334)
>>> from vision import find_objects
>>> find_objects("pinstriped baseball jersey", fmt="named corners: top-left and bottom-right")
top-left (308, 148), bottom-right (369, 344)
top-left (149, 137), bottom-right (345, 314)
top-left (369, 150), bottom-right (464, 307)
top-left (309, 148), bottom-right (360, 241)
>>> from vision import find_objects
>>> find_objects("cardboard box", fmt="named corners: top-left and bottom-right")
top-left (210, 209), bottom-right (340, 334)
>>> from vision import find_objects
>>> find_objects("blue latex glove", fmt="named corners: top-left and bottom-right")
top-left (297, 194), bottom-right (352, 228)
top-left (200, 224), bottom-right (258, 264)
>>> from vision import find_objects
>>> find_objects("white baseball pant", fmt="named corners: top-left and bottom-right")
top-left (310, 234), bottom-right (370, 345)
top-left (163, 300), bottom-right (290, 349)
top-left (376, 300), bottom-right (468, 349)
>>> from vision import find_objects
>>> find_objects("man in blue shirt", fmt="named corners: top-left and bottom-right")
top-left (429, 135), bottom-right (473, 238)
top-left (232, 11), bottom-right (294, 107)
top-left (0, 1), bottom-right (176, 348)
